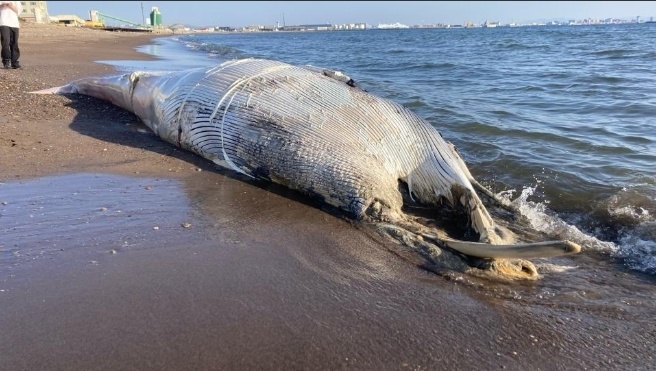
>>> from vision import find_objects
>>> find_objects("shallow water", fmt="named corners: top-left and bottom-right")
top-left (0, 173), bottom-right (191, 274)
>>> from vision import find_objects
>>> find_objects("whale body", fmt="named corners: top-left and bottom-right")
top-left (34, 58), bottom-right (581, 278)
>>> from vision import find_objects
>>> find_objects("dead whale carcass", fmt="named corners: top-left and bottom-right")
top-left (33, 58), bottom-right (581, 278)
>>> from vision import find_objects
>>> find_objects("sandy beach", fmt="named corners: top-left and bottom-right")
top-left (1, 23), bottom-right (655, 370)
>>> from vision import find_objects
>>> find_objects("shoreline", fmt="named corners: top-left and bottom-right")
top-left (1, 22), bottom-right (655, 370)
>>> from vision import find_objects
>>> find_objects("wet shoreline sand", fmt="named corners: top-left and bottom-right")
top-left (1, 23), bottom-right (655, 370)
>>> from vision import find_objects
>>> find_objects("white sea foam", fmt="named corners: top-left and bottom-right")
top-left (501, 185), bottom-right (656, 274)
top-left (535, 263), bottom-right (579, 273)
top-left (614, 222), bottom-right (656, 274)
top-left (501, 186), bottom-right (619, 253)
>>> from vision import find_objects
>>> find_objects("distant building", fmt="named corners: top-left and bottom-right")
top-left (50, 14), bottom-right (85, 26)
top-left (333, 23), bottom-right (366, 30)
top-left (282, 23), bottom-right (332, 31)
top-left (19, 1), bottom-right (50, 23)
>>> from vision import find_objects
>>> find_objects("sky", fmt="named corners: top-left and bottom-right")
top-left (45, 1), bottom-right (656, 27)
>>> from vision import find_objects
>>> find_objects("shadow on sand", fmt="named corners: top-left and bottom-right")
top-left (63, 93), bottom-right (344, 219)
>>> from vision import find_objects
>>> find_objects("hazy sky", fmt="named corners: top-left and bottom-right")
top-left (46, 1), bottom-right (656, 27)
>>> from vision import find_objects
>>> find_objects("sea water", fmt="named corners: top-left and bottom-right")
top-left (102, 24), bottom-right (655, 276)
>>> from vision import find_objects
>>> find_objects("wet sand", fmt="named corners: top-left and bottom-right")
top-left (1, 23), bottom-right (655, 370)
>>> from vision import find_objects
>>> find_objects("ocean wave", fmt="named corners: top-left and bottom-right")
top-left (500, 184), bottom-right (656, 274)
top-left (501, 186), bottom-right (619, 253)
top-left (401, 96), bottom-right (428, 109)
top-left (180, 39), bottom-right (244, 59)
top-left (575, 74), bottom-right (624, 84)
top-left (590, 48), bottom-right (641, 59)
top-left (615, 228), bottom-right (656, 274)
top-left (493, 42), bottom-right (551, 50)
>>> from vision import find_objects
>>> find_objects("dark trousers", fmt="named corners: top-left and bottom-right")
top-left (0, 25), bottom-right (20, 66)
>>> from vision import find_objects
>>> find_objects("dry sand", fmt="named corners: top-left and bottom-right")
top-left (1, 23), bottom-right (655, 371)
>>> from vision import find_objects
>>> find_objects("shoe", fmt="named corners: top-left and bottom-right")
top-left (11, 63), bottom-right (21, 69)
top-left (2, 63), bottom-right (9, 69)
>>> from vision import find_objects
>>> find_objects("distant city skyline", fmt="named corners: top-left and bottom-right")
top-left (46, 1), bottom-right (656, 27)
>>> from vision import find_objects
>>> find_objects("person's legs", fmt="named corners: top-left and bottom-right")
top-left (10, 27), bottom-right (19, 68)
top-left (0, 26), bottom-right (11, 68)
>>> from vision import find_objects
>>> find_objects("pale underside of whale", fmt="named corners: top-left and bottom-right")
top-left (33, 58), bottom-right (581, 279)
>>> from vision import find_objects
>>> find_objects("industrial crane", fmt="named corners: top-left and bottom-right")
top-left (88, 10), bottom-right (148, 28)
